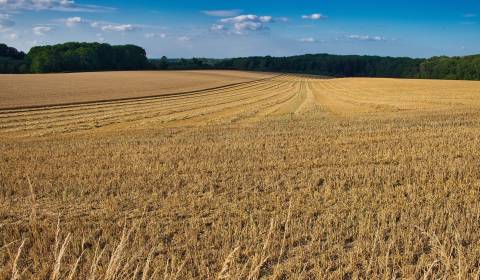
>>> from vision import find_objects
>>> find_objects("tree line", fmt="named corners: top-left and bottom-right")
top-left (153, 54), bottom-right (480, 80)
top-left (27, 42), bottom-right (149, 73)
top-left (0, 42), bottom-right (148, 73)
top-left (0, 42), bottom-right (479, 80)
top-left (419, 55), bottom-right (480, 80)
top-left (0, 43), bottom-right (27, 73)
top-left (214, 54), bottom-right (424, 78)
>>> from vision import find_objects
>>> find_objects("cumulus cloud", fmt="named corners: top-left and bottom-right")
top-left (145, 32), bottom-right (166, 39)
top-left (101, 24), bottom-right (137, 32)
top-left (299, 37), bottom-right (316, 43)
top-left (221, 15), bottom-right (273, 24)
top-left (33, 26), bottom-right (52, 35)
top-left (65, 16), bottom-right (83, 27)
top-left (218, 14), bottom-right (275, 34)
top-left (0, 0), bottom-right (113, 12)
top-left (302, 13), bottom-right (327, 20)
top-left (0, 13), bottom-right (14, 30)
top-left (347, 34), bottom-right (386, 41)
top-left (202, 9), bottom-right (242, 17)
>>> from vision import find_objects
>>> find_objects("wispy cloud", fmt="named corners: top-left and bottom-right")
top-left (347, 34), bottom-right (386, 41)
top-left (0, 0), bottom-right (114, 12)
top-left (0, 13), bottom-right (14, 31)
top-left (59, 17), bottom-right (140, 33)
top-left (302, 13), bottom-right (327, 20)
top-left (101, 24), bottom-right (138, 32)
top-left (95, 33), bottom-right (104, 42)
top-left (299, 37), bottom-right (317, 43)
top-left (33, 26), bottom-right (52, 35)
top-left (202, 9), bottom-right (242, 17)
top-left (464, 13), bottom-right (477, 18)
top-left (3, 32), bottom-right (18, 39)
top-left (145, 32), bottom-right (166, 39)
top-left (210, 24), bottom-right (226, 32)
top-left (177, 36), bottom-right (191, 41)
top-left (84, 20), bottom-right (141, 32)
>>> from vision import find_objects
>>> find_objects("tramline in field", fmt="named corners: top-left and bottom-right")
top-left (2, 71), bottom-right (480, 279)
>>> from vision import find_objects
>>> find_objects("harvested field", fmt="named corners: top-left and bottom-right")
top-left (2, 72), bottom-right (480, 279)
top-left (0, 70), bottom-right (274, 109)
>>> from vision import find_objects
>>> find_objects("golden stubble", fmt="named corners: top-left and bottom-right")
top-left (1, 72), bottom-right (480, 279)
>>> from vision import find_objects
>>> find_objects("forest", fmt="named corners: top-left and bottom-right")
top-left (215, 54), bottom-right (424, 78)
top-left (0, 42), bottom-right (479, 80)
top-left (0, 43), bottom-right (27, 73)
top-left (26, 42), bottom-right (149, 73)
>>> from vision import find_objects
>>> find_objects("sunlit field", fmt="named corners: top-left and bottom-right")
top-left (2, 71), bottom-right (480, 279)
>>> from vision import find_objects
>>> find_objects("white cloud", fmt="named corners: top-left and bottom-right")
top-left (177, 36), bottom-right (190, 41)
top-left (89, 20), bottom-right (140, 33)
top-left (302, 13), bottom-right (327, 20)
top-left (101, 24), bottom-right (138, 32)
top-left (95, 33), bottom-right (104, 42)
top-left (220, 15), bottom-right (274, 24)
top-left (219, 14), bottom-right (275, 34)
top-left (145, 32), bottom-right (166, 39)
top-left (347, 34), bottom-right (386, 41)
top-left (0, 0), bottom-right (113, 12)
top-left (210, 24), bottom-right (226, 32)
top-left (0, 13), bottom-right (14, 30)
top-left (65, 16), bottom-right (83, 27)
top-left (259, 16), bottom-right (273, 23)
top-left (202, 9), bottom-right (242, 17)
top-left (464, 13), bottom-right (477, 18)
top-left (299, 37), bottom-right (316, 43)
top-left (4, 32), bottom-right (17, 39)
top-left (234, 21), bottom-right (264, 32)
top-left (33, 26), bottom-right (52, 35)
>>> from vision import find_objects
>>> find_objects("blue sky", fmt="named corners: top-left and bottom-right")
top-left (0, 0), bottom-right (478, 58)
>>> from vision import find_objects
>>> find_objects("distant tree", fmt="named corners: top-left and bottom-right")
top-left (214, 54), bottom-right (425, 78)
top-left (419, 55), bottom-right (480, 80)
top-left (26, 42), bottom-right (149, 73)
top-left (159, 56), bottom-right (169, 69)
top-left (0, 43), bottom-right (26, 60)
top-left (0, 44), bottom-right (27, 73)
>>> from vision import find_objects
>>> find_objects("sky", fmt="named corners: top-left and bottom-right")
top-left (0, 0), bottom-right (479, 58)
